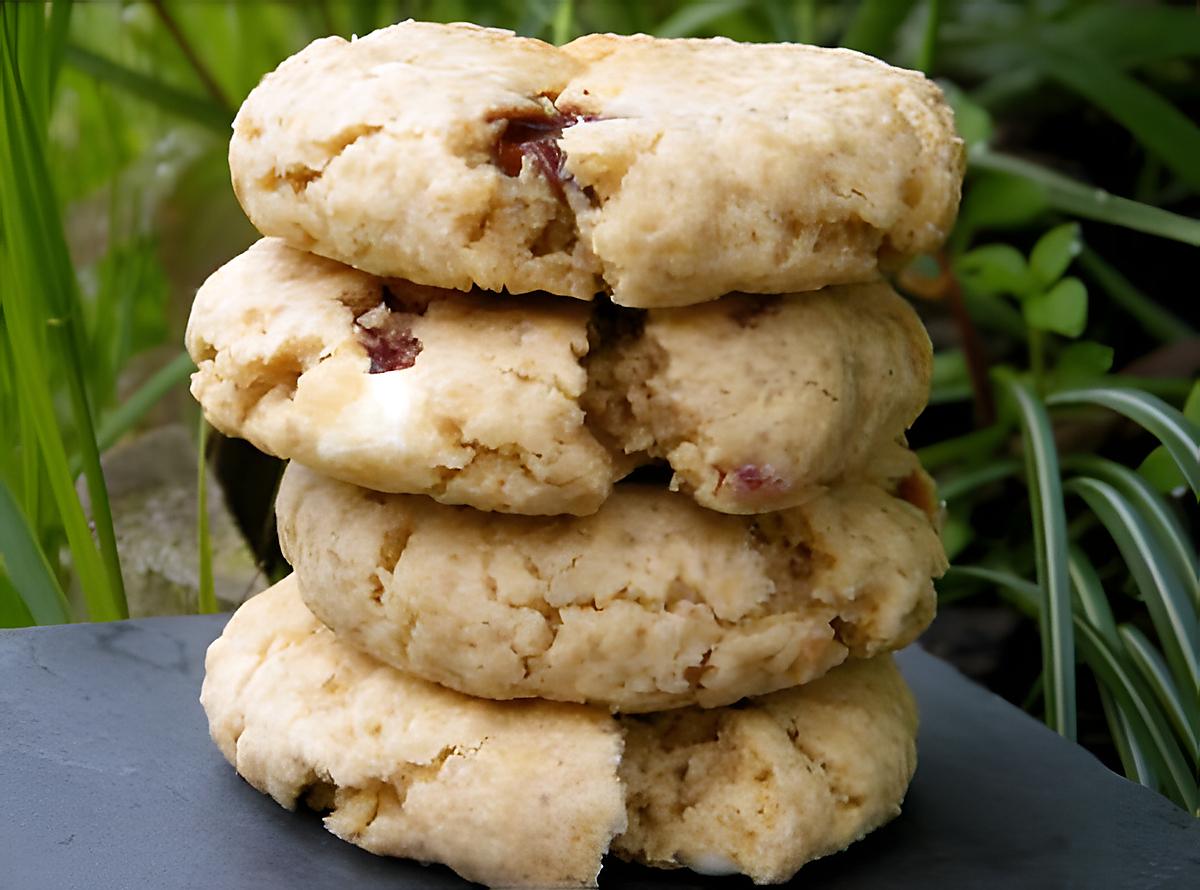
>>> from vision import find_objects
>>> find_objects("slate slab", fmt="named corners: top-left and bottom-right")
top-left (2, 614), bottom-right (1197, 889)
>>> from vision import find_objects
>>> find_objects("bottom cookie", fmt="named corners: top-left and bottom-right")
top-left (201, 577), bottom-right (918, 887)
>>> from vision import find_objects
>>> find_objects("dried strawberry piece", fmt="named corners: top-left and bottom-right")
top-left (492, 106), bottom-right (600, 199)
top-left (355, 304), bottom-right (422, 374)
top-left (725, 464), bottom-right (791, 495)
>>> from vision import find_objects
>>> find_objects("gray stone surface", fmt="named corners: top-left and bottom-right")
top-left (2, 614), bottom-right (1198, 889)
top-left (77, 424), bottom-right (261, 616)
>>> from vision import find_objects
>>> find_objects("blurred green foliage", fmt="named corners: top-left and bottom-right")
top-left (1, 0), bottom-right (1196, 812)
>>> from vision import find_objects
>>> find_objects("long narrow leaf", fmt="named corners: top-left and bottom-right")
top-left (1036, 44), bottom-right (1200, 192)
top-left (972, 150), bottom-right (1200, 247)
top-left (949, 566), bottom-right (1197, 811)
top-left (95, 351), bottom-right (195, 456)
top-left (1065, 477), bottom-right (1200, 716)
top-left (1050, 387), bottom-right (1200, 499)
top-left (1066, 456), bottom-right (1199, 609)
top-left (652, 1), bottom-right (749, 38)
top-left (1, 9), bottom-right (126, 619)
top-left (0, 479), bottom-right (70, 624)
top-left (1001, 375), bottom-right (1076, 740)
top-left (1066, 550), bottom-right (1162, 787)
top-left (0, 572), bottom-right (36, 629)
top-left (1120, 625), bottom-right (1200, 767)
top-left (63, 44), bottom-right (229, 132)
top-left (841, 0), bottom-right (918, 58)
top-left (1098, 687), bottom-right (1157, 787)
top-left (938, 458), bottom-right (1021, 502)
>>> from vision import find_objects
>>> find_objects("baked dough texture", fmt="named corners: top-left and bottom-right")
top-left (186, 239), bottom-right (932, 516)
top-left (201, 577), bottom-right (918, 886)
top-left (229, 22), bottom-right (963, 307)
top-left (201, 575), bottom-right (627, 888)
top-left (276, 458), bottom-right (945, 712)
top-left (185, 238), bottom-right (614, 516)
top-left (584, 282), bottom-right (932, 514)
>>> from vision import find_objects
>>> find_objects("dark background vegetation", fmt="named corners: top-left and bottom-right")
top-left (1, 1), bottom-right (1196, 814)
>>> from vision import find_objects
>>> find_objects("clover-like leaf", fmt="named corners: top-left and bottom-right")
top-left (1024, 277), bottom-right (1088, 336)
top-left (1031, 222), bottom-right (1082, 286)
top-left (956, 243), bottom-right (1035, 298)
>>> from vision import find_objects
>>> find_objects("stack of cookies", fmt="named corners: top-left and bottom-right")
top-left (189, 21), bottom-right (963, 887)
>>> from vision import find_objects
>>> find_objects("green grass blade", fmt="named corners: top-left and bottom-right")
top-left (1001, 375), bottom-right (1076, 740)
top-left (917, 0), bottom-right (940, 73)
top-left (1119, 625), bottom-right (1200, 766)
top-left (841, 0), bottom-right (918, 58)
top-left (551, 0), bottom-right (575, 44)
top-left (937, 458), bottom-right (1021, 502)
top-left (0, 479), bottom-right (70, 625)
top-left (1049, 387), bottom-right (1200, 499)
top-left (0, 572), bottom-right (36, 629)
top-left (950, 565), bottom-right (1197, 810)
top-left (1036, 45), bottom-right (1200, 192)
top-left (2, 10), bottom-right (126, 618)
top-left (95, 351), bottom-right (195, 456)
top-left (1098, 687), bottom-right (1156, 787)
top-left (197, 418), bottom-right (217, 615)
top-left (63, 44), bottom-right (229, 132)
top-left (0, 9), bottom-right (123, 622)
top-left (916, 424), bottom-right (1007, 470)
top-left (1077, 249), bottom-right (1195, 342)
top-left (652, 1), bottom-right (750, 38)
top-left (1064, 477), bottom-right (1200, 714)
top-left (1068, 548), bottom-right (1118, 645)
top-left (1065, 456), bottom-right (1198, 609)
top-left (971, 149), bottom-right (1200, 246)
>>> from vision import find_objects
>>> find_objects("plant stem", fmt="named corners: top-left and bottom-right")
top-left (149, 0), bottom-right (232, 113)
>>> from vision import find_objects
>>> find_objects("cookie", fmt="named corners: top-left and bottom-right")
top-left (202, 577), bottom-right (918, 886)
top-left (201, 575), bottom-right (626, 888)
top-left (276, 456), bottom-right (945, 712)
top-left (185, 238), bottom-right (615, 516)
top-left (186, 239), bottom-right (932, 515)
top-left (229, 22), bottom-right (963, 308)
top-left (584, 283), bottom-right (932, 514)
top-left (613, 654), bottom-right (918, 882)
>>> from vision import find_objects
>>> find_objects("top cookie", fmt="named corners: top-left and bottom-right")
top-left (230, 22), bottom-right (963, 308)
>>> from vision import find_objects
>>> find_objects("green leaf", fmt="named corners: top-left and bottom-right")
top-left (999, 375), bottom-right (1076, 741)
top-left (197, 418), bottom-right (217, 615)
top-left (1024, 277), bottom-right (1087, 337)
top-left (840, 0), bottom-right (919, 58)
top-left (0, 479), bottom-right (70, 625)
top-left (1030, 223), bottom-right (1081, 287)
top-left (1051, 341), bottom-right (1113, 390)
top-left (958, 170), bottom-right (1048, 233)
top-left (63, 44), bottom-right (229, 132)
top-left (1099, 687), bottom-right (1157, 787)
top-left (942, 82), bottom-right (993, 150)
top-left (1065, 477), bottom-right (1200, 718)
top-left (0, 572), bottom-right (36, 629)
top-left (1140, 447), bottom-right (1187, 496)
top-left (956, 244), bottom-right (1034, 298)
top-left (1036, 43), bottom-right (1200, 193)
top-left (1119, 625), bottom-right (1200, 767)
top-left (950, 565), bottom-right (1197, 811)
top-left (1066, 456), bottom-right (1199, 611)
top-left (1048, 387), bottom-right (1200, 499)
top-left (971, 150), bottom-right (1200, 247)
top-left (652, 1), bottom-right (750, 38)
top-left (940, 512), bottom-right (973, 562)
top-left (937, 458), bottom-right (1021, 502)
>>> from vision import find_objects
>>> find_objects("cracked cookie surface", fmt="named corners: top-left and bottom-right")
top-left (230, 21), bottom-right (963, 307)
top-left (185, 238), bottom-right (615, 515)
top-left (187, 239), bottom-right (932, 515)
top-left (276, 457), bottom-right (945, 712)
top-left (202, 579), bottom-right (918, 886)
top-left (200, 575), bottom-right (627, 888)
top-left (584, 282), bottom-right (932, 513)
